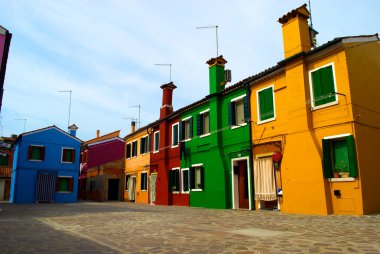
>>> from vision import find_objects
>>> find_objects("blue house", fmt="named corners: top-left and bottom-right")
top-left (10, 125), bottom-right (82, 203)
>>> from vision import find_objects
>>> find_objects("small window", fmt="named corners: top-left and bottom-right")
top-left (56, 177), bottom-right (74, 192)
top-left (169, 168), bottom-right (180, 192)
top-left (190, 165), bottom-right (204, 190)
top-left (132, 140), bottom-right (138, 157)
top-left (126, 143), bottom-right (131, 159)
top-left (309, 64), bottom-right (337, 109)
top-left (172, 123), bottom-right (179, 147)
top-left (322, 135), bottom-right (358, 178)
top-left (179, 117), bottom-right (193, 141)
top-left (28, 145), bottom-right (45, 161)
top-left (140, 172), bottom-right (147, 191)
top-left (62, 148), bottom-right (75, 163)
top-left (257, 85), bottom-right (275, 123)
top-left (197, 110), bottom-right (210, 136)
top-left (228, 95), bottom-right (249, 127)
top-left (181, 168), bottom-right (190, 193)
top-left (153, 131), bottom-right (160, 153)
top-left (140, 136), bottom-right (149, 154)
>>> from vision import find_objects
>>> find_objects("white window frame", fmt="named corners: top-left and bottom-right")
top-left (181, 168), bottom-right (190, 194)
top-left (199, 109), bottom-right (211, 138)
top-left (308, 62), bottom-right (339, 110)
top-left (171, 122), bottom-right (179, 148)
top-left (140, 171), bottom-right (148, 191)
top-left (256, 84), bottom-right (276, 125)
top-left (140, 135), bottom-right (149, 155)
top-left (153, 131), bottom-right (160, 153)
top-left (61, 147), bottom-right (75, 164)
top-left (191, 163), bottom-right (203, 192)
top-left (182, 116), bottom-right (192, 142)
top-left (230, 95), bottom-right (247, 129)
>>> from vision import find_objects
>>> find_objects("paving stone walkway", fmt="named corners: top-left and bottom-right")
top-left (1, 201), bottom-right (380, 253)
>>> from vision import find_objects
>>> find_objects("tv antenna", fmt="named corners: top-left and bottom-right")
top-left (14, 118), bottom-right (27, 133)
top-left (129, 105), bottom-right (141, 128)
top-left (155, 64), bottom-right (172, 82)
top-left (196, 25), bottom-right (219, 57)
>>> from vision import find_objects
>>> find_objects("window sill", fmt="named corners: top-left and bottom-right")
top-left (172, 191), bottom-right (180, 194)
top-left (311, 100), bottom-right (338, 111)
top-left (231, 123), bottom-right (247, 129)
top-left (141, 190), bottom-right (147, 192)
top-left (57, 191), bottom-right (72, 193)
top-left (183, 138), bottom-right (192, 142)
top-left (329, 177), bottom-right (355, 182)
top-left (61, 161), bottom-right (74, 164)
top-left (257, 117), bottom-right (276, 125)
top-left (200, 133), bottom-right (210, 138)
top-left (171, 145), bottom-right (179, 149)
top-left (29, 159), bottom-right (43, 162)
top-left (181, 191), bottom-right (189, 194)
top-left (191, 188), bottom-right (203, 192)
top-left (153, 150), bottom-right (159, 154)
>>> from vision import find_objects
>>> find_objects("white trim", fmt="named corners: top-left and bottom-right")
top-left (199, 108), bottom-right (210, 115)
top-left (171, 167), bottom-right (180, 193)
top-left (61, 147), bottom-right (75, 164)
top-left (153, 131), bottom-right (160, 153)
top-left (323, 133), bottom-right (351, 140)
top-left (191, 163), bottom-right (203, 167)
top-left (199, 133), bottom-right (211, 138)
top-left (88, 137), bottom-right (124, 147)
top-left (231, 156), bottom-right (252, 210)
top-left (181, 168), bottom-right (190, 194)
top-left (140, 171), bottom-right (148, 191)
top-left (231, 94), bottom-right (246, 102)
top-left (182, 116), bottom-right (192, 121)
top-left (329, 177), bottom-right (355, 182)
top-left (231, 123), bottom-right (247, 129)
top-left (191, 164), bottom-right (204, 191)
top-left (308, 62), bottom-right (338, 110)
top-left (256, 85), bottom-right (276, 124)
top-left (181, 117), bottom-right (193, 141)
top-left (171, 122), bottom-right (179, 148)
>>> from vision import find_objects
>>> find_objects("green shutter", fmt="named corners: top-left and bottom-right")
top-left (322, 139), bottom-right (333, 178)
top-left (243, 95), bottom-right (250, 122)
top-left (346, 135), bottom-right (358, 178)
top-left (228, 102), bottom-right (236, 126)
top-left (175, 169), bottom-right (180, 191)
top-left (259, 87), bottom-right (274, 121)
top-left (179, 121), bottom-right (183, 141)
top-left (196, 114), bottom-right (202, 136)
top-left (140, 138), bottom-right (144, 154)
top-left (312, 66), bottom-right (336, 106)
top-left (190, 167), bottom-right (195, 189)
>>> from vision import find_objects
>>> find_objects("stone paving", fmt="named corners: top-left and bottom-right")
top-left (0, 201), bottom-right (380, 254)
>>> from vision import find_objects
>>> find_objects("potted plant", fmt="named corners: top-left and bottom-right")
top-left (334, 160), bottom-right (350, 178)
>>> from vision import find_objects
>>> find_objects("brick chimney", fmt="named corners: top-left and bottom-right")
top-left (278, 4), bottom-right (312, 59)
top-left (206, 55), bottom-right (227, 95)
top-left (131, 121), bottom-right (136, 133)
top-left (160, 82), bottom-right (176, 118)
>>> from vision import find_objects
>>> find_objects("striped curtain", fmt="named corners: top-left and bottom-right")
top-left (254, 157), bottom-right (276, 201)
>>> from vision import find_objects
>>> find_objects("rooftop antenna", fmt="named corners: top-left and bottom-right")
top-left (129, 105), bottom-right (141, 128)
top-left (155, 64), bottom-right (172, 82)
top-left (58, 90), bottom-right (72, 128)
top-left (196, 25), bottom-right (219, 57)
top-left (14, 118), bottom-right (27, 133)
top-left (308, 0), bottom-right (318, 47)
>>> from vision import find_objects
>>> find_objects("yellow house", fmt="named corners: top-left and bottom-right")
top-left (248, 4), bottom-right (380, 215)
top-left (124, 121), bottom-right (152, 204)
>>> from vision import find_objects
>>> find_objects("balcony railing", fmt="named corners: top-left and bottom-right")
top-left (0, 166), bottom-right (12, 177)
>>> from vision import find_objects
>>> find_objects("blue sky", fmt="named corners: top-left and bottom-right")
top-left (0, 0), bottom-right (379, 140)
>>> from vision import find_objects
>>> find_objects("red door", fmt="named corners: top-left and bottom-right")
top-left (238, 160), bottom-right (249, 209)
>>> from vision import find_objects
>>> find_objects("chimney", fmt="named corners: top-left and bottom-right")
top-left (131, 121), bottom-right (136, 133)
top-left (160, 82), bottom-right (177, 118)
top-left (96, 130), bottom-right (100, 138)
top-left (278, 4), bottom-right (312, 59)
top-left (206, 55), bottom-right (227, 95)
top-left (68, 124), bottom-right (78, 137)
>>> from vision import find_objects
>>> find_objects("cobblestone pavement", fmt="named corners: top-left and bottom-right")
top-left (1, 202), bottom-right (380, 254)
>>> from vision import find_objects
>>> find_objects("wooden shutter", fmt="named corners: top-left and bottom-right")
top-left (196, 114), bottom-right (202, 136)
top-left (259, 88), bottom-right (274, 121)
top-left (322, 139), bottom-right (333, 178)
top-left (190, 167), bottom-right (195, 189)
top-left (200, 166), bottom-right (204, 190)
top-left (69, 177), bottom-right (74, 192)
top-left (320, 66), bottom-right (335, 105)
top-left (228, 102), bottom-right (236, 126)
top-left (346, 135), bottom-right (358, 178)
top-left (312, 70), bottom-right (322, 106)
top-left (243, 95), bottom-right (250, 122)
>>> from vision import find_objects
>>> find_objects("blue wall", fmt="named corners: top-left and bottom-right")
top-left (10, 127), bottom-right (81, 203)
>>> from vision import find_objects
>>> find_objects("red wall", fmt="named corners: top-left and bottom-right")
top-left (87, 139), bottom-right (125, 168)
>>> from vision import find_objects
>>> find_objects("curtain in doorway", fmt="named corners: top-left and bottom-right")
top-left (149, 174), bottom-right (157, 204)
top-left (127, 177), bottom-right (135, 201)
top-left (254, 157), bottom-right (276, 201)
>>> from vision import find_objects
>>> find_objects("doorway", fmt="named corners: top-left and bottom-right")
top-left (232, 157), bottom-right (251, 209)
top-left (149, 173), bottom-right (157, 204)
top-left (108, 179), bottom-right (119, 201)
